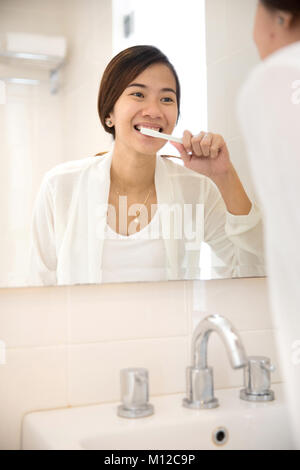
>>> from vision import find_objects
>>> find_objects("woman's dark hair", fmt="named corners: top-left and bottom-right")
top-left (260, 0), bottom-right (300, 17)
top-left (98, 45), bottom-right (181, 139)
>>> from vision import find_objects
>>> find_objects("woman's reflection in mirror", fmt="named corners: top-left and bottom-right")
top-left (28, 45), bottom-right (265, 285)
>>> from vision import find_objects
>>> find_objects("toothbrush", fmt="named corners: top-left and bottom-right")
top-left (140, 127), bottom-right (183, 144)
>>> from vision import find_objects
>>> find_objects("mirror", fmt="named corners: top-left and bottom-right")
top-left (0, 0), bottom-right (266, 287)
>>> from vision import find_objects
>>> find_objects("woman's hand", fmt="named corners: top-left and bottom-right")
top-left (171, 130), bottom-right (232, 179)
top-left (171, 130), bottom-right (252, 215)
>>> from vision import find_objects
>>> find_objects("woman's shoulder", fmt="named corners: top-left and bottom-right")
top-left (238, 42), bottom-right (300, 110)
top-left (265, 40), bottom-right (300, 69)
top-left (42, 153), bottom-right (109, 186)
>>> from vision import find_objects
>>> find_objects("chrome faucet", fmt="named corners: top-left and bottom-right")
top-left (183, 314), bottom-right (248, 409)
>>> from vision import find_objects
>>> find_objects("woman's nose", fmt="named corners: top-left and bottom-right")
top-left (141, 100), bottom-right (163, 118)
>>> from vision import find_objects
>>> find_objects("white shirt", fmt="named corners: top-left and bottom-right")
top-left (102, 206), bottom-right (168, 283)
top-left (237, 40), bottom-right (300, 448)
top-left (28, 146), bottom-right (265, 286)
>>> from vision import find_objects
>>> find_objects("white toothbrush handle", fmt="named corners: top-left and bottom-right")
top-left (159, 132), bottom-right (183, 144)
top-left (140, 127), bottom-right (183, 144)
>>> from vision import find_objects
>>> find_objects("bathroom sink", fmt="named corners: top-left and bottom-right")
top-left (22, 384), bottom-right (294, 450)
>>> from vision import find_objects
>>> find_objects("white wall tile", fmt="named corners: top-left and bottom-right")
top-left (68, 337), bottom-right (189, 406)
top-left (192, 278), bottom-right (274, 331)
top-left (0, 287), bottom-right (68, 347)
top-left (68, 281), bottom-right (189, 343)
top-left (0, 346), bottom-right (68, 450)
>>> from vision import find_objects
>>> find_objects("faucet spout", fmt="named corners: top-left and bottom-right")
top-left (183, 314), bottom-right (248, 410)
top-left (192, 314), bottom-right (247, 370)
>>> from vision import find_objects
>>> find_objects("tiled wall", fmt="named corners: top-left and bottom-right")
top-left (0, 0), bottom-right (282, 451)
top-left (0, 0), bottom-right (66, 285)
top-left (0, 278), bottom-right (280, 450)
top-left (0, 0), bottom-right (112, 286)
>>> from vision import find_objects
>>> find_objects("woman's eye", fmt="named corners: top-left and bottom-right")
top-left (131, 92), bottom-right (144, 98)
top-left (161, 97), bottom-right (174, 103)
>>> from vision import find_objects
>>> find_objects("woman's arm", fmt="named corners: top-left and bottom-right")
top-left (27, 176), bottom-right (57, 286)
top-left (170, 130), bottom-right (265, 276)
top-left (210, 162), bottom-right (252, 215)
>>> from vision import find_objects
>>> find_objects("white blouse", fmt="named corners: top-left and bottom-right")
top-left (28, 146), bottom-right (265, 286)
top-left (237, 41), bottom-right (300, 445)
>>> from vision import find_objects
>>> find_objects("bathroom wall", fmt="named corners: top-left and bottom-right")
top-left (0, 0), bottom-right (284, 451)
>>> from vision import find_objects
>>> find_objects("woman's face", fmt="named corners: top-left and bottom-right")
top-left (109, 63), bottom-right (178, 156)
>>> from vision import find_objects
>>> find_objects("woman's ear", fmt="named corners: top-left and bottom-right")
top-left (277, 11), bottom-right (294, 29)
top-left (105, 116), bottom-right (114, 128)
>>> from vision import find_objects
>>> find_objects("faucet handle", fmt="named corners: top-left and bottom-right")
top-left (117, 368), bottom-right (154, 418)
top-left (240, 356), bottom-right (275, 402)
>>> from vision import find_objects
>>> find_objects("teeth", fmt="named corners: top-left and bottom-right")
top-left (136, 125), bottom-right (161, 132)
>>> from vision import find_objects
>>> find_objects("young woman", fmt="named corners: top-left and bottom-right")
top-left (237, 0), bottom-right (300, 448)
top-left (29, 45), bottom-right (264, 285)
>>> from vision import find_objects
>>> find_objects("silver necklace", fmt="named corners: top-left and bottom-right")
top-left (110, 184), bottom-right (153, 225)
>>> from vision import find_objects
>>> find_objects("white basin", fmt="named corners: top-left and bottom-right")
top-left (22, 384), bottom-right (294, 450)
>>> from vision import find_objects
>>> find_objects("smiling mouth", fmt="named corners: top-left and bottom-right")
top-left (134, 125), bottom-right (163, 133)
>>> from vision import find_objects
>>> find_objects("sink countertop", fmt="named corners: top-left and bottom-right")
top-left (22, 383), bottom-right (294, 450)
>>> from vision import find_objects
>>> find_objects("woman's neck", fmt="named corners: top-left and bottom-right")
top-left (110, 141), bottom-right (156, 194)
